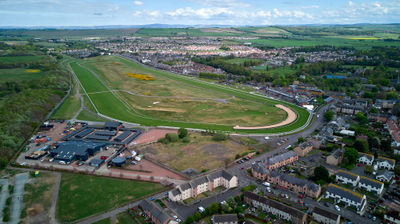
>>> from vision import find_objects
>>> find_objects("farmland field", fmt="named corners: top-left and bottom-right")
top-left (69, 55), bottom-right (310, 133)
top-left (0, 68), bottom-right (45, 83)
top-left (56, 173), bottom-right (167, 222)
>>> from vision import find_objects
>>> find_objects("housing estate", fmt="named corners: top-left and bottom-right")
top-left (358, 176), bottom-right (384, 195)
top-left (357, 153), bottom-right (374, 165)
top-left (251, 161), bottom-right (269, 180)
top-left (265, 151), bottom-right (298, 170)
top-left (139, 199), bottom-right (175, 224)
top-left (212, 214), bottom-right (238, 224)
top-left (312, 206), bottom-right (340, 224)
top-left (266, 171), bottom-right (321, 198)
top-left (324, 184), bottom-right (366, 214)
top-left (376, 171), bottom-right (394, 182)
top-left (244, 191), bottom-right (307, 224)
top-left (384, 210), bottom-right (400, 224)
top-left (326, 149), bottom-right (344, 166)
top-left (376, 156), bottom-right (396, 170)
top-left (335, 170), bottom-right (360, 187)
top-left (294, 141), bottom-right (313, 157)
top-left (168, 170), bottom-right (238, 202)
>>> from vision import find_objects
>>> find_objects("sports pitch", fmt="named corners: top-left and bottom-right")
top-left (70, 55), bottom-right (310, 133)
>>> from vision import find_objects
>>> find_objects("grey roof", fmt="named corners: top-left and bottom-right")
top-left (266, 151), bottom-right (297, 166)
top-left (298, 141), bottom-right (313, 150)
top-left (180, 183), bottom-right (192, 191)
top-left (376, 171), bottom-right (393, 181)
top-left (329, 149), bottom-right (344, 159)
top-left (208, 170), bottom-right (234, 181)
top-left (359, 176), bottom-right (383, 189)
top-left (377, 157), bottom-right (395, 166)
top-left (52, 141), bottom-right (105, 158)
top-left (313, 206), bottom-right (340, 220)
top-left (213, 214), bottom-right (238, 223)
top-left (139, 199), bottom-right (154, 211)
top-left (171, 188), bottom-right (181, 197)
top-left (336, 171), bottom-right (359, 181)
top-left (244, 191), bottom-right (306, 220)
top-left (191, 176), bottom-right (209, 188)
top-left (252, 162), bottom-right (269, 175)
top-left (269, 171), bottom-right (320, 192)
top-left (358, 153), bottom-right (373, 161)
top-left (104, 121), bottom-right (121, 129)
top-left (325, 184), bottom-right (364, 203)
top-left (89, 158), bottom-right (104, 165)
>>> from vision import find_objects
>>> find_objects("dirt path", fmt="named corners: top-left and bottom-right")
top-left (49, 172), bottom-right (61, 224)
top-left (233, 104), bottom-right (297, 130)
top-left (10, 172), bottom-right (29, 224)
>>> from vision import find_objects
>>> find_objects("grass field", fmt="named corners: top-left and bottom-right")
top-left (56, 173), bottom-right (167, 222)
top-left (141, 133), bottom-right (251, 172)
top-left (52, 77), bottom-right (81, 119)
top-left (225, 58), bottom-right (263, 65)
top-left (252, 65), bottom-right (298, 77)
top-left (69, 55), bottom-right (309, 133)
top-left (0, 55), bottom-right (46, 63)
top-left (21, 173), bottom-right (58, 222)
top-left (0, 68), bottom-right (46, 83)
top-left (77, 109), bottom-right (108, 122)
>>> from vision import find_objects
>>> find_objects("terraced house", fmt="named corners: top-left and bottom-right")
top-left (139, 199), bottom-right (175, 224)
top-left (267, 170), bottom-right (321, 198)
top-left (312, 206), bottom-right (340, 224)
top-left (376, 156), bottom-right (396, 170)
top-left (357, 153), bottom-right (374, 165)
top-left (265, 151), bottom-right (298, 170)
top-left (251, 161), bottom-right (269, 180)
top-left (324, 184), bottom-right (367, 214)
top-left (335, 170), bottom-right (360, 187)
top-left (293, 141), bottom-right (313, 157)
top-left (244, 191), bottom-right (307, 224)
top-left (168, 170), bottom-right (238, 202)
top-left (358, 176), bottom-right (384, 195)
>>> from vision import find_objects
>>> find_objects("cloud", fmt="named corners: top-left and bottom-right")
top-left (93, 12), bottom-right (103, 16)
top-left (188, 0), bottom-right (251, 8)
top-left (133, 0), bottom-right (143, 5)
top-left (166, 7), bottom-right (234, 19)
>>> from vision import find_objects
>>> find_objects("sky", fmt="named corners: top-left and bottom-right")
top-left (0, 0), bottom-right (399, 27)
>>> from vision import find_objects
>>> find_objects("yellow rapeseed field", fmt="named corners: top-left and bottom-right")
top-left (25, 69), bottom-right (40, 73)
top-left (122, 73), bottom-right (155, 81)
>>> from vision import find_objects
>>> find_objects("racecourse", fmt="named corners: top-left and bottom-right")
top-left (69, 56), bottom-right (310, 134)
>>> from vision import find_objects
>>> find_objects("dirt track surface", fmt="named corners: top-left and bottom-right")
top-left (134, 128), bottom-right (178, 145)
top-left (233, 104), bottom-right (297, 130)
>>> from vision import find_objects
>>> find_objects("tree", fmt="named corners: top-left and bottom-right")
top-left (165, 133), bottom-right (179, 142)
top-left (395, 166), bottom-right (400, 176)
top-left (355, 112), bottom-right (368, 125)
top-left (207, 203), bottom-right (219, 215)
top-left (324, 111), bottom-right (334, 121)
top-left (313, 166), bottom-right (330, 182)
top-left (393, 103), bottom-right (400, 116)
top-left (369, 136), bottom-right (380, 148)
top-left (354, 140), bottom-right (369, 153)
top-left (365, 165), bottom-right (373, 174)
top-left (344, 148), bottom-right (359, 165)
top-left (192, 212), bottom-right (202, 221)
top-left (178, 128), bottom-right (188, 139)
top-left (297, 137), bottom-right (305, 144)
top-left (212, 132), bottom-right (228, 141)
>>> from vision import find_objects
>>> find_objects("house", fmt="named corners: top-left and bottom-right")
top-left (312, 206), bottom-right (340, 224)
top-left (335, 170), bottom-right (360, 187)
top-left (324, 184), bottom-right (366, 214)
top-left (244, 191), bottom-right (307, 224)
top-left (376, 156), bottom-right (396, 170)
top-left (294, 141), bottom-right (313, 157)
top-left (376, 171), bottom-right (394, 182)
top-left (339, 130), bottom-right (355, 136)
top-left (357, 153), bottom-right (374, 165)
top-left (385, 210), bottom-right (400, 224)
top-left (326, 149), bottom-right (344, 166)
top-left (368, 113), bottom-right (389, 123)
top-left (251, 161), bottom-right (269, 180)
top-left (212, 214), bottom-right (238, 224)
top-left (139, 199), bottom-right (173, 224)
top-left (265, 151), bottom-right (298, 170)
top-left (267, 171), bottom-right (321, 198)
top-left (358, 176), bottom-right (384, 195)
top-left (168, 170), bottom-right (238, 202)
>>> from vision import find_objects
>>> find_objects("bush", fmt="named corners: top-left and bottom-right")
top-left (158, 138), bottom-right (169, 144)
top-left (182, 136), bottom-right (190, 143)
top-left (212, 132), bottom-right (228, 141)
top-left (178, 128), bottom-right (188, 138)
top-left (165, 133), bottom-right (179, 142)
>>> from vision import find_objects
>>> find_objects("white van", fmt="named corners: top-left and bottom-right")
top-left (263, 182), bottom-right (270, 187)
top-left (198, 206), bottom-right (205, 213)
top-left (135, 156), bottom-right (141, 161)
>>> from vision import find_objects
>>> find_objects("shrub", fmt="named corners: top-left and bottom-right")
top-left (158, 138), bottom-right (169, 144)
top-left (166, 133), bottom-right (179, 142)
top-left (182, 136), bottom-right (190, 143)
top-left (212, 132), bottom-right (228, 141)
top-left (178, 128), bottom-right (188, 138)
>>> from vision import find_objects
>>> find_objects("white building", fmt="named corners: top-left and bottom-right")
top-left (358, 176), bottom-right (384, 195)
top-left (335, 170), bottom-right (360, 187)
top-left (376, 157), bottom-right (395, 170)
top-left (376, 171), bottom-right (394, 183)
top-left (324, 184), bottom-right (366, 214)
top-left (357, 153), bottom-right (374, 165)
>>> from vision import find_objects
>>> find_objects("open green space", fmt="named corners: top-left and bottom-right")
top-left (0, 55), bottom-right (46, 63)
top-left (56, 173), bottom-right (167, 222)
top-left (0, 68), bottom-right (46, 83)
top-left (51, 78), bottom-right (81, 119)
top-left (69, 55), bottom-right (309, 133)
top-left (77, 109), bottom-right (108, 122)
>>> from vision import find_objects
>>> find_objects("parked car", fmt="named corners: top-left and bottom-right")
top-left (335, 205), bottom-right (340, 211)
top-left (149, 197), bottom-right (155, 201)
top-left (285, 194), bottom-right (289, 199)
top-left (131, 161), bottom-right (137, 165)
top-left (324, 202), bottom-right (330, 207)
top-left (198, 206), bottom-right (205, 213)
top-left (298, 195), bottom-right (303, 198)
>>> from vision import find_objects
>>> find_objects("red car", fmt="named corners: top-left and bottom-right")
top-left (357, 163), bottom-right (363, 167)
top-left (298, 195), bottom-right (303, 198)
